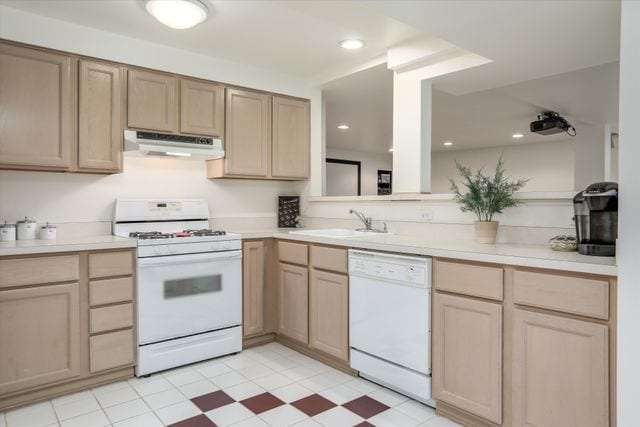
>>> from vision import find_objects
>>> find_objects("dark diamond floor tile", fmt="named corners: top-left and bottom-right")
top-left (191, 390), bottom-right (235, 412)
top-left (168, 414), bottom-right (217, 427)
top-left (291, 393), bottom-right (337, 417)
top-left (240, 392), bottom-right (285, 414)
top-left (354, 422), bottom-right (375, 427)
top-left (343, 395), bottom-right (390, 419)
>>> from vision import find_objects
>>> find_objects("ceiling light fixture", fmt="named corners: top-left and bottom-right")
top-left (512, 133), bottom-right (524, 139)
top-left (337, 124), bottom-right (350, 130)
top-left (145, 0), bottom-right (208, 29)
top-left (443, 141), bottom-right (453, 146)
top-left (340, 39), bottom-right (365, 50)
top-left (388, 147), bottom-right (395, 152)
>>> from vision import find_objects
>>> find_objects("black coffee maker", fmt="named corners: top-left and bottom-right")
top-left (573, 182), bottom-right (618, 257)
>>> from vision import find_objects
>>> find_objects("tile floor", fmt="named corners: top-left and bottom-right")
top-left (0, 343), bottom-right (461, 427)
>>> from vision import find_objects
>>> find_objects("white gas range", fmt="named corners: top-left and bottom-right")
top-left (113, 199), bottom-right (242, 376)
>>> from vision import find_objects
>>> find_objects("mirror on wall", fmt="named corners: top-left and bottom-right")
top-left (431, 61), bottom-right (620, 194)
top-left (322, 61), bottom-right (619, 197)
top-left (323, 64), bottom-right (393, 196)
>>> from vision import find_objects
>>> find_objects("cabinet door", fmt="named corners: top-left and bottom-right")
top-left (180, 79), bottom-right (224, 137)
top-left (0, 283), bottom-right (80, 394)
top-left (512, 309), bottom-right (608, 427)
top-left (278, 262), bottom-right (308, 344)
top-left (78, 60), bottom-right (123, 172)
top-left (0, 43), bottom-right (73, 170)
top-left (309, 269), bottom-right (348, 361)
top-left (127, 69), bottom-right (177, 132)
top-left (271, 96), bottom-right (310, 179)
top-left (224, 89), bottom-right (271, 177)
top-left (433, 293), bottom-right (502, 424)
top-left (243, 241), bottom-right (265, 337)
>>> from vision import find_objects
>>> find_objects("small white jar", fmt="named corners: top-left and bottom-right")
top-left (0, 222), bottom-right (16, 241)
top-left (16, 217), bottom-right (37, 240)
top-left (39, 222), bottom-right (57, 240)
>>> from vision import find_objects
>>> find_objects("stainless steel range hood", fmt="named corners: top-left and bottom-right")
top-left (124, 130), bottom-right (224, 160)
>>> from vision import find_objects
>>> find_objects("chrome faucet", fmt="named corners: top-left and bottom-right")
top-left (349, 209), bottom-right (373, 230)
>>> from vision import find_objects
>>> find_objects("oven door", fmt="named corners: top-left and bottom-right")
top-left (137, 250), bottom-right (242, 345)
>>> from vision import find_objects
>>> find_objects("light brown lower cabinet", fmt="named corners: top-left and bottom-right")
top-left (243, 240), bottom-right (266, 337)
top-left (0, 282), bottom-right (81, 395)
top-left (512, 309), bottom-right (609, 427)
top-left (278, 262), bottom-right (309, 344)
top-left (309, 269), bottom-right (349, 361)
top-left (433, 292), bottom-right (503, 424)
top-left (0, 249), bottom-right (136, 411)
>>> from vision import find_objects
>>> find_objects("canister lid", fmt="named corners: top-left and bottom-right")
top-left (41, 222), bottom-right (56, 229)
top-left (16, 216), bottom-right (36, 224)
top-left (0, 221), bottom-right (16, 228)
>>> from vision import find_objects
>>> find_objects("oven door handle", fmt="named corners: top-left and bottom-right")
top-left (138, 250), bottom-right (242, 267)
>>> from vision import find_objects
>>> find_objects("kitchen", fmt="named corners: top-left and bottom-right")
top-left (0, 1), bottom-right (639, 427)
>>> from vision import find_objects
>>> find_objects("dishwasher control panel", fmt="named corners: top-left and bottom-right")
top-left (349, 251), bottom-right (430, 286)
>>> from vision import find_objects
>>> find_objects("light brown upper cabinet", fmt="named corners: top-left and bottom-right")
top-left (433, 292), bottom-right (503, 424)
top-left (243, 241), bottom-right (266, 337)
top-left (272, 96), bottom-right (310, 179)
top-left (209, 88), bottom-right (271, 178)
top-left (127, 69), bottom-right (178, 133)
top-left (0, 43), bottom-right (74, 170)
top-left (0, 282), bottom-right (81, 395)
top-left (180, 79), bottom-right (224, 137)
top-left (309, 268), bottom-right (349, 361)
top-left (512, 309), bottom-right (609, 427)
top-left (78, 60), bottom-right (124, 172)
top-left (278, 262), bottom-right (309, 344)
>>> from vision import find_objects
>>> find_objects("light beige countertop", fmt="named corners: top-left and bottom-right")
top-left (233, 228), bottom-right (617, 276)
top-left (0, 235), bottom-right (136, 257)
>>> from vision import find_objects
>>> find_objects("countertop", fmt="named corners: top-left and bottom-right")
top-left (0, 235), bottom-right (137, 257)
top-left (233, 228), bottom-right (617, 276)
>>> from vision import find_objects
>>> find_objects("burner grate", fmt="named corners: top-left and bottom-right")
top-left (183, 229), bottom-right (227, 237)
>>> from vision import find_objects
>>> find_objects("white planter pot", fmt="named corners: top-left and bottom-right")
top-left (474, 221), bottom-right (499, 244)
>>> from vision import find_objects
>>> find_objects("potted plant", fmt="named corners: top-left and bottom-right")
top-left (449, 157), bottom-right (528, 244)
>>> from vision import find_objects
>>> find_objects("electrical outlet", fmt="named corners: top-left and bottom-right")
top-left (420, 209), bottom-right (434, 221)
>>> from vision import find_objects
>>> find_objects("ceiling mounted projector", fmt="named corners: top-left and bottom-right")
top-left (530, 111), bottom-right (576, 136)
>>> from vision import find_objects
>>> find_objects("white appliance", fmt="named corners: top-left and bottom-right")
top-left (113, 199), bottom-right (242, 376)
top-left (349, 249), bottom-right (434, 406)
top-left (124, 130), bottom-right (224, 159)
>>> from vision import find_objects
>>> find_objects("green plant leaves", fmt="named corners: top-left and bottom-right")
top-left (449, 156), bottom-right (528, 222)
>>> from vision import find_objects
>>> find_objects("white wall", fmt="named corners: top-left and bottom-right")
top-left (326, 148), bottom-right (393, 196)
top-left (617, 2), bottom-right (640, 425)
top-left (0, 6), bottom-right (316, 232)
top-left (573, 124), bottom-right (606, 190)
top-left (0, 157), bottom-right (306, 231)
top-left (431, 140), bottom-right (576, 193)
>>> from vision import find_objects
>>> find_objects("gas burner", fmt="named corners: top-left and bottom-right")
top-left (129, 231), bottom-right (173, 240)
top-left (183, 229), bottom-right (227, 237)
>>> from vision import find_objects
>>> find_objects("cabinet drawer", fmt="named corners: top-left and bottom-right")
top-left (278, 241), bottom-right (308, 266)
top-left (513, 270), bottom-right (609, 319)
top-left (89, 251), bottom-right (133, 278)
top-left (0, 255), bottom-right (79, 288)
top-left (310, 245), bottom-right (347, 274)
top-left (90, 276), bottom-right (134, 306)
top-left (90, 303), bottom-right (133, 334)
top-left (434, 259), bottom-right (503, 301)
top-left (90, 329), bottom-right (134, 373)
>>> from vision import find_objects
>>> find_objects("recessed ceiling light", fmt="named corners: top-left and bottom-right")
top-left (443, 141), bottom-right (453, 146)
top-left (337, 124), bottom-right (350, 130)
top-left (340, 39), bottom-right (365, 50)
top-left (512, 133), bottom-right (524, 139)
top-left (388, 147), bottom-right (395, 152)
top-left (145, 0), bottom-right (208, 29)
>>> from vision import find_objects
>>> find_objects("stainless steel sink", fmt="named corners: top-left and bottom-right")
top-left (288, 228), bottom-right (390, 238)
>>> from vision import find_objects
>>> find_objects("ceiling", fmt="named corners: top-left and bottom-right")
top-left (324, 61), bottom-right (619, 153)
top-left (364, 0), bottom-right (621, 95)
top-left (0, 0), bottom-right (423, 81)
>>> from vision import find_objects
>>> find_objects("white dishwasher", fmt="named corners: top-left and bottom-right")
top-left (349, 249), bottom-right (433, 406)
